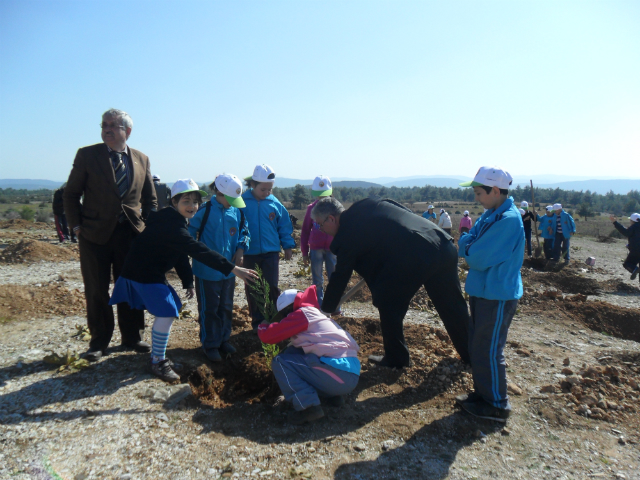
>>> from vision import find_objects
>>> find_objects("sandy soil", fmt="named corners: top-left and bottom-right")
top-left (0, 221), bottom-right (639, 480)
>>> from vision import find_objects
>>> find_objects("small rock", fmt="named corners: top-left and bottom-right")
top-left (561, 367), bottom-right (573, 375)
top-left (381, 440), bottom-right (395, 451)
top-left (618, 436), bottom-right (626, 445)
top-left (507, 383), bottom-right (523, 396)
top-left (565, 375), bottom-right (581, 386)
top-left (156, 413), bottom-right (169, 422)
top-left (576, 404), bottom-right (590, 416)
top-left (563, 358), bottom-right (570, 366)
top-left (353, 442), bottom-right (366, 452)
top-left (516, 348), bottom-right (531, 357)
top-left (118, 475), bottom-right (132, 480)
top-left (165, 384), bottom-right (192, 407)
top-left (501, 428), bottom-right (511, 436)
top-left (540, 385), bottom-right (557, 393)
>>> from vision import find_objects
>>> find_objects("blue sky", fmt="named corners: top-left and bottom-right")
top-left (1, 1), bottom-right (638, 183)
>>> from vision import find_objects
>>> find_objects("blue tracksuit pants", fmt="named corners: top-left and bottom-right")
top-left (309, 248), bottom-right (337, 305)
top-left (243, 252), bottom-right (281, 328)
top-left (524, 227), bottom-right (532, 256)
top-left (195, 276), bottom-right (235, 351)
top-left (272, 347), bottom-right (359, 411)
top-left (552, 233), bottom-right (570, 261)
top-left (468, 297), bottom-right (518, 410)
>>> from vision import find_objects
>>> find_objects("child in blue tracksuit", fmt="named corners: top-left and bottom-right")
top-left (188, 174), bottom-right (250, 362)
top-left (551, 203), bottom-right (576, 263)
top-left (241, 164), bottom-right (296, 329)
top-left (422, 205), bottom-right (436, 222)
top-left (457, 166), bottom-right (524, 422)
top-left (536, 205), bottom-right (556, 259)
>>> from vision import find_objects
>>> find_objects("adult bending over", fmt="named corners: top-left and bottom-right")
top-left (314, 197), bottom-right (470, 368)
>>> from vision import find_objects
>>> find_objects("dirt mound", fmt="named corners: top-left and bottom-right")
top-left (559, 300), bottom-right (640, 342)
top-left (0, 240), bottom-right (78, 264)
top-left (0, 219), bottom-right (36, 229)
top-left (522, 268), bottom-right (604, 295)
top-left (187, 315), bottom-right (471, 408)
top-left (538, 356), bottom-right (639, 424)
top-left (345, 277), bottom-right (437, 312)
top-left (0, 284), bottom-right (85, 321)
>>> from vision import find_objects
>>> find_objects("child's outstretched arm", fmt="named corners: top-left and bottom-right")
top-left (257, 309), bottom-right (309, 344)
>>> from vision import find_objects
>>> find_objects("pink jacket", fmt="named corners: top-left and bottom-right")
top-left (460, 215), bottom-right (473, 230)
top-left (257, 286), bottom-right (360, 359)
top-left (300, 200), bottom-right (334, 257)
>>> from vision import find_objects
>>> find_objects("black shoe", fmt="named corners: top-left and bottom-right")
top-left (631, 267), bottom-right (639, 281)
top-left (368, 355), bottom-right (411, 368)
top-left (204, 348), bottom-right (222, 363)
top-left (287, 405), bottom-right (325, 425)
top-left (455, 391), bottom-right (482, 405)
top-left (148, 359), bottom-right (180, 383)
top-left (83, 349), bottom-right (103, 362)
top-left (460, 399), bottom-right (510, 423)
top-left (165, 358), bottom-right (184, 373)
top-left (324, 396), bottom-right (345, 407)
top-left (122, 341), bottom-right (151, 353)
top-left (219, 342), bottom-right (236, 354)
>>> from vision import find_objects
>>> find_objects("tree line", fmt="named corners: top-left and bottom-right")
top-left (273, 184), bottom-right (640, 217)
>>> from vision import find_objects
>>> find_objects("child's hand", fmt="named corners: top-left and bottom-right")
top-left (302, 256), bottom-right (310, 266)
top-left (185, 288), bottom-right (195, 299)
top-left (232, 249), bottom-right (244, 266)
top-left (233, 266), bottom-right (259, 285)
top-left (284, 249), bottom-right (293, 261)
top-left (609, 215), bottom-right (617, 223)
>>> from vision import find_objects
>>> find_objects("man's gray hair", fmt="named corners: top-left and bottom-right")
top-left (311, 197), bottom-right (345, 221)
top-left (102, 108), bottom-right (133, 129)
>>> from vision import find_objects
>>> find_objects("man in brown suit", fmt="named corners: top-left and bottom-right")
top-left (64, 109), bottom-right (158, 361)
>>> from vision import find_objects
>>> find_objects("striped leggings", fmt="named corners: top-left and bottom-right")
top-left (468, 297), bottom-right (518, 409)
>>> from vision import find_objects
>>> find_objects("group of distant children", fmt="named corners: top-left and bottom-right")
top-left (104, 162), bottom-right (638, 425)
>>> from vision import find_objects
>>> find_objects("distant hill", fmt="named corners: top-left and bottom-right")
top-left (383, 177), bottom-right (469, 188)
top-left (333, 180), bottom-right (382, 189)
top-left (513, 179), bottom-right (638, 195)
top-left (0, 179), bottom-right (65, 190)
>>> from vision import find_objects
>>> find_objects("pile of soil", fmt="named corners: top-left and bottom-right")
top-left (0, 240), bottom-right (78, 264)
top-left (558, 300), bottom-right (640, 343)
top-left (539, 354), bottom-right (639, 424)
top-left (0, 284), bottom-right (85, 321)
top-left (522, 269), bottom-right (603, 295)
top-left (187, 314), bottom-right (472, 408)
top-left (0, 219), bottom-right (37, 229)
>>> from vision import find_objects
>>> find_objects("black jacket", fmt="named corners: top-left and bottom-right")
top-left (322, 197), bottom-right (454, 313)
top-left (52, 188), bottom-right (65, 216)
top-left (613, 221), bottom-right (640, 253)
top-left (120, 207), bottom-right (235, 289)
top-left (522, 210), bottom-right (535, 229)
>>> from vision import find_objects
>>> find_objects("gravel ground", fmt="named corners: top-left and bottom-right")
top-left (1, 232), bottom-right (639, 480)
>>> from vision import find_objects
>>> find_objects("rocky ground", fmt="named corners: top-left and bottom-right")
top-left (1, 220), bottom-right (639, 480)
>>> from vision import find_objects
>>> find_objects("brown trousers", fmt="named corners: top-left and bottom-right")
top-left (78, 222), bottom-right (144, 352)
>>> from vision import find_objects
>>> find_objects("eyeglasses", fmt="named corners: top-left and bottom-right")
top-left (100, 123), bottom-right (126, 130)
top-left (317, 216), bottom-right (331, 230)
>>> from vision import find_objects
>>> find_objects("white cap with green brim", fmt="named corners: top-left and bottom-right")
top-left (245, 164), bottom-right (276, 184)
top-left (215, 174), bottom-right (246, 208)
top-left (459, 166), bottom-right (513, 190)
top-left (171, 178), bottom-right (208, 199)
top-left (546, 205), bottom-right (553, 211)
top-left (311, 175), bottom-right (333, 197)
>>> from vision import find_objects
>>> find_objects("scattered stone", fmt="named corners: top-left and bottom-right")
top-left (353, 442), bottom-right (367, 452)
top-left (507, 383), bottom-right (523, 396)
top-left (618, 436), bottom-right (626, 445)
top-left (156, 412), bottom-right (169, 422)
top-left (381, 440), bottom-right (395, 451)
top-left (515, 348), bottom-right (531, 357)
top-left (540, 385), bottom-right (558, 393)
top-left (501, 428), bottom-right (511, 436)
top-left (563, 358), bottom-right (571, 366)
top-left (561, 367), bottom-right (573, 375)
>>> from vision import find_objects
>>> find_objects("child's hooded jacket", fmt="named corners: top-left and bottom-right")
top-left (458, 197), bottom-right (524, 301)
top-left (241, 191), bottom-right (295, 255)
top-left (300, 199), bottom-right (334, 256)
top-left (555, 210), bottom-right (576, 239)
top-left (257, 285), bottom-right (359, 359)
top-left (613, 220), bottom-right (640, 253)
top-left (536, 213), bottom-right (556, 240)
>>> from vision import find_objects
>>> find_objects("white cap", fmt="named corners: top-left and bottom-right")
top-left (214, 174), bottom-right (246, 208)
top-left (170, 178), bottom-right (208, 199)
top-left (277, 289), bottom-right (299, 312)
top-left (428, 205), bottom-right (434, 209)
top-left (553, 203), bottom-right (562, 210)
top-left (249, 164), bottom-right (276, 183)
top-left (521, 201), bottom-right (528, 207)
top-left (152, 174), bottom-right (161, 182)
top-left (440, 209), bottom-right (445, 213)
top-left (460, 166), bottom-right (513, 190)
top-left (546, 205), bottom-right (553, 211)
top-left (519, 208), bottom-right (525, 215)
top-left (311, 175), bottom-right (332, 197)
top-left (463, 210), bottom-right (469, 215)
top-left (630, 213), bottom-right (640, 222)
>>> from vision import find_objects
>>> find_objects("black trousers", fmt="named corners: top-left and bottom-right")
top-left (78, 222), bottom-right (145, 352)
top-left (623, 251), bottom-right (640, 275)
top-left (374, 241), bottom-right (470, 367)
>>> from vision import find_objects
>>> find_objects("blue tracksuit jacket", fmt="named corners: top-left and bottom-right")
top-left (422, 211), bottom-right (436, 221)
top-left (536, 214), bottom-right (556, 240)
top-left (554, 210), bottom-right (576, 239)
top-left (188, 200), bottom-right (250, 281)
top-left (241, 190), bottom-right (295, 255)
top-left (458, 197), bottom-right (524, 301)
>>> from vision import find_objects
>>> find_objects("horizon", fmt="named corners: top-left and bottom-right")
top-left (1, 1), bottom-right (639, 181)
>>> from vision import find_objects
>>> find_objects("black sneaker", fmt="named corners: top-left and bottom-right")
top-left (631, 267), bottom-right (639, 281)
top-left (149, 359), bottom-right (180, 383)
top-left (455, 391), bottom-right (482, 405)
top-left (368, 355), bottom-right (411, 368)
top-left (219, 342), bottom-right (236, 354)
top-left (287, 405), bottom-right (325, 425)
top-left (460, 399), bottom-right (510, 423)
top-left (165, 358), bottom-right (183, 373)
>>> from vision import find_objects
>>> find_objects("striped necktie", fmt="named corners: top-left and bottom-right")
top-left (111, 151), bottom-right (129, 198)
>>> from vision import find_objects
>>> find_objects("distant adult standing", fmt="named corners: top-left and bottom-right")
top-left (64, 109), bottom-right (158, 361)
top-left (609, 213), bottom-right (640, 281)
top-left (459, 210), bottom-right (473, 235)
top-left (438, 208), bottom-right (452, 235)
top-left (52, 185), bottom-right (76, 243)
top-left (314, 197), bottom-right (470, 368)
top-left (422, 205), bottom-right (436, 222)
top-left (152, 175), bottom-right (170, 210)
top-left (520, 201), bottom-right (536, 258)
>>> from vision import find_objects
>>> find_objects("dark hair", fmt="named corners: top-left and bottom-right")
top-left (479, 186), bottom-right (508, 196)
top-left (171, 191), bottom-right (204, 206)
top-left (209, 177), bottom-right (219, 194)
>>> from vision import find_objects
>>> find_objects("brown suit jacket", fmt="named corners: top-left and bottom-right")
top-left (63, 143), bottom-right (158, 245)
